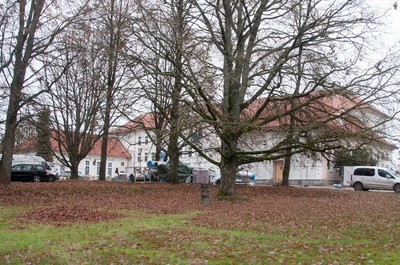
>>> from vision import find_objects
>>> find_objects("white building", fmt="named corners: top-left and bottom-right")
top-left (111, 92), bottom-right (397, 186)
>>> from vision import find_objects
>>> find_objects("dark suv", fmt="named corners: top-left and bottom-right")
top-left (11, 164), bottom-right (54, 182)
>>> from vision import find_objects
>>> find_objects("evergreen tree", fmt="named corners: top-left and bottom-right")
top-left (334, 148), bottom-right (378, 167)
top-left (36, 107), bottom-right (53, 162)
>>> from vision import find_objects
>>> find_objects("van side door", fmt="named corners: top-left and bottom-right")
top-left (354, 168), bottom-right (375, 189)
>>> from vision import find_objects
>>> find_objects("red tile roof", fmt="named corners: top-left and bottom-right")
top-left (112, 112), bottom-right (156, 134)
top-left (14, 134), bottom-right (131, 159)
top-left (91, 137), bottom-right (132, 158)
top-left (240, 91), bottom-right (383, 129)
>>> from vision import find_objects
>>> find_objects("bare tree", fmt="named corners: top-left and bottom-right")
top-left (0, 0), bottom-right (90, 184)
top-left (184, 0), bottom-right (400, 196)
top-left (40, 23), bottom-right (105, 179)
top-left (131, 0), bottom-right (202, 183)
top-left (86, 0), bottom-right (136, 181)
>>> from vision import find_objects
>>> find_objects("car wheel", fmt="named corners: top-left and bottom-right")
top-left (393, 184), bottom-right (400, 193)
top-left (215, 179), bottom-right (220, 185)
top-left (353, 182), bottom-right (364, 191)
top-left (33, 175), bottom-right (41, 182)
top-left (48, 176), bottom-right (55, 182)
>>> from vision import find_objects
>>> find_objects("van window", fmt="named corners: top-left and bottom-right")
top-left (354, 168), bottom-right (375, 176)
top-left (378, 169), bottom-right (394, 179)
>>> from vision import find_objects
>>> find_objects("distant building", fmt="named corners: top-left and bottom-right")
top-left (13, 92), bottom-right (398, 185)
top-left (14, 134), bottom-right (131, 180)
top-left (112, 92), bottom-right (397, 186)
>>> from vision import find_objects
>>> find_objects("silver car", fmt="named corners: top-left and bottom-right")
top-left (350, 166), bottom-right (400, 193)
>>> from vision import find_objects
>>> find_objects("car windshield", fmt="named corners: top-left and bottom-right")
top-left (387, 170), bottom-right (400, 178)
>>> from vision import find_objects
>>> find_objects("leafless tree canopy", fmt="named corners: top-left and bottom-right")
top-left (177, 0), bottom-right (400, 195)
top-left (0, 0), bottom-right (92, 183)
top-left (0, 1), bottom-right (399, 197)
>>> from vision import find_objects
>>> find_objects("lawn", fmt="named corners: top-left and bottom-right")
top-left (1, 181), bottom-right (400, 264)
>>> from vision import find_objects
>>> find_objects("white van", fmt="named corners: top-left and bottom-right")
top-left (12, 155), bottom-right (44, 165)
top-left (350, 166), bottom-right (400, 193)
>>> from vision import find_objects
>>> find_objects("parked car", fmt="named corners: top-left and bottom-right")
top-left (350, 166), bottom-right (400, 193)
top-left (11, 155), bottom-right (58, 181)
top-left (212, 168), bottom-right (256, 185)
top-left (11, 164), bottom-right (54, 182)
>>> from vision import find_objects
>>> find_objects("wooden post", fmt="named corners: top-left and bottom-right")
top-left (200, 183), bottom-right (211, 206)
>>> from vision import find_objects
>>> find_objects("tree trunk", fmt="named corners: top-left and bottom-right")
top-left (70, 161), bottom-right (80, 180)
top-left (282, 155), bottom-right (291, 186)
top-left (99, 0), bottom-right (118, 181)
top-left (166, 0), bottom-right (185, 184)
top-left (99, 133), bottom-right (109, 181)
top-left (219, 156), bottom-right (238, 197)
top-left (167, 140), bottom-right (180, 183)
top-left (0, 63), bottom-right (27, 184)
top-left (282, 37), bottom-right (304, 187)
top-left (99, 92), bottom-right (112, 181)
top-left (218, 135), bottom-right (239, 196)
top-left (167, 101), bottom-right (181, 183)
top-left (0, 94), bottom-right (19, 184)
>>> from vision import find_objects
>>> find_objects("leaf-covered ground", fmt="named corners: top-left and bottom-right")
top-left (1, 181), bottom-right (400, 264)
top-left (0, 181), bottom-right (398, 225)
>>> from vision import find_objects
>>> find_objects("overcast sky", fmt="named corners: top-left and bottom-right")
top-left (373, 0), bottom-right (400, 45)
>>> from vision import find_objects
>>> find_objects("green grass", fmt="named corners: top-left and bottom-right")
top-left (0, 210), bottom-right (191, 264)
top-left (1, 208), bottom-right (400, 264)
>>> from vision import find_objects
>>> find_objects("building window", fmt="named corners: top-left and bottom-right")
top-left (138, 136), bottom-right (142, 145)
top-left (151, 152), bottom-right (155, 161)
top-left (96, 162), bottom-right (100, 176)
top-left (144, 153), bottom-right (148, 162)
top-left (60, 164), bottom-right (65, 173)
top-left (145, 136), bottom-right (149, 145)
top-left (85, 161), bottom-right (90, 175)
top-left (108, 162), bottom-right (112, 176)
top-left (327, 150), bottom-right (333, 171)
top-left (137, 154), bottom-right (142, 162)
top-left (121, 161), bottom-right (125, 167)
top-left (327, 160), bottom-right (332, 171)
